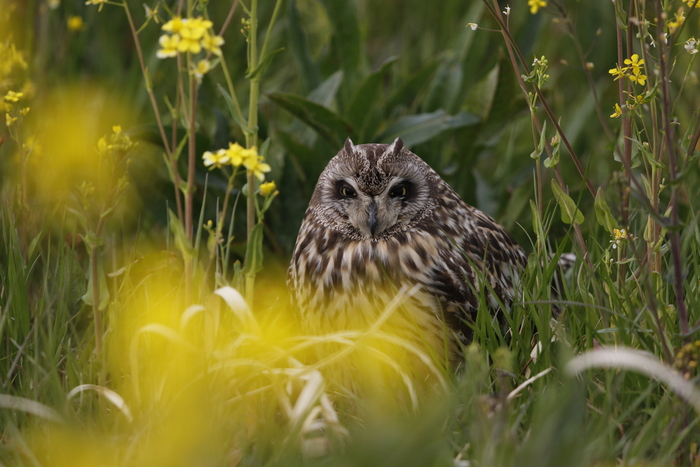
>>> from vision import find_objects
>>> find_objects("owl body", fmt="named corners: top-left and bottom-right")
top-left (288, 138), bottom-right (527, 361)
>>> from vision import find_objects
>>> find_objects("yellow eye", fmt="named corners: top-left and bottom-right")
top-left (390, 185), bottom-right (408, 198)
top-left (340, 186), bottom-right (356, 197)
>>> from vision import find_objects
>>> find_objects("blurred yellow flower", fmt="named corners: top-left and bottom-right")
top-left (157, 34), bottom-right (180, 58)
top-left (67, 16), bottom-right (85, 31)
top-left (259, 181), bottom-right (277, 196)
top-left (194, 59), bottom-right (211, 79)
top-left (668, 10), bottom-right (685, 33)
top-left (5, 113), bottom-right (17, 126)
top-left (528, 0), bottom-right (546, 14)
top-left (162, 17), bottom-right (185, 34)
top-left (20, 107), bottom-right (30, 116)
top-left (203, 149), bottom-right (230, 170)
top-left (85, 0), bottom-right (107, 12)
top-left (225, 142), bottom-right (257, 167)
top-left (610, 103), bottom-right (622, 118)
top-left (113, 125), bottom-right (122, 134)
top-left (246, 157), bottom-right (272, 182)
top-left (201, 33), bottom-right (225, 56)
top-left (3, 90), bottom-right (23, 103)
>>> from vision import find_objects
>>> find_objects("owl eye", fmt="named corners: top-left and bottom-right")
top-left (389, 184), bottom-right (409, 198)
top-left (340, 185), bottom-right (357, 198)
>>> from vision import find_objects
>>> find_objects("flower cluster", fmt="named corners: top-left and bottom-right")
top-left (674, 341), bottom-right (700, 380)
top-left (667, 9), bottom-right (685, 33)
top-left (608, 54), bottom-right (647, 86)
top-left (685, 38), bottom-right (699, 54)
top-left (97, 125), bottom-right (135, 157)
top-left (157, 16), bottom-right (224, 59)
top-left (3, 90), bottom-right (30, 127)
top-left (610, 228), bottom-right (634, 249)
top-left (528, 0), bottom-right (547, 14)
top-left (202, 143), bottom-right (272, 182)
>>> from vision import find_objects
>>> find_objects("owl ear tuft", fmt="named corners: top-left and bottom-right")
top-left (387, 137), bottom-right (404, 155)
top-left (344, 137), bottom-right (356, 155)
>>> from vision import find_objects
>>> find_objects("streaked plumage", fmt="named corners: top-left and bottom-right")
top-left (288, 138), bottom-right (527, 361)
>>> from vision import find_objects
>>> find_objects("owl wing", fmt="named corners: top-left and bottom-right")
top-left (418, 188), bottom-right (527, 341)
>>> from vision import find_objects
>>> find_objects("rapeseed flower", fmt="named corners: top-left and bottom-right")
top-left (259, 181), bottom-right (277, 197)
top-left (203, 149), bottom-right (231, 170)
top-left (67, 16), bottom-right (85, 31)
top-left (5, 113), bottom-right (17, 126)
top-left (157, 34), bottom-right (180, 58)
top-left (3, 90), bottom-right (23, 103)
top-left (528, 0), bottom-right (546, 14)
top-left (225, 143), bottom-right (258, 167)
top-left (610, 103), bottom-right (622, 118)
top-left (245, 156), bottom-right (272, 182)
top-left (608, 64), bottom-right (627, 81)
top-left (201, 34), bottom-right (225, 56)
top-left (194, 60), bottom-right (211, 79)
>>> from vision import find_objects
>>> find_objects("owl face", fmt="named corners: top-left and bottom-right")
top-left (309, 138), bottom-right (437, 240)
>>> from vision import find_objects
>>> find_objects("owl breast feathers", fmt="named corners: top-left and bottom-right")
top-left (288, 137), bottom-right (527, 357)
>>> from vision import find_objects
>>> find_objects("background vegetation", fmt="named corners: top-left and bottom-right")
top-left (1, 0), bottom-right (700, 465)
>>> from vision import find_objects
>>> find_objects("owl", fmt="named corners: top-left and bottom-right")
top-left (288, 137), bottom-right (527, 364)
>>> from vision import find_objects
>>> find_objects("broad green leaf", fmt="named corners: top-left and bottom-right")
top-left (346, 56), bottom-right (397, 132)
top-left (594, 187), bottom-right (618, 234)
top-left (242, 222), bottom-right (264, 277)
top-left (268, 92), bottom-right (353, 147)
top-left (82, 257), bottom-right (110, 311)
top-left (168, 209), bottom-right (195, 261)
top-left (245, 48), bottom-right (284, 80)
top-left (386, 60), bottom-right (439, 112)
top-left (375, 110), bottom-right (479, 147)
top-left (551, 180), bottom-right (585, 225)
top-left (424, 56), bottom-right (463, 114)
top-left (307, 70), bottom-right (343, 107)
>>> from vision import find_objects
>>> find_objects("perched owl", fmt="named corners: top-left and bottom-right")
top-left (288, 138), bottom-right (527, 364)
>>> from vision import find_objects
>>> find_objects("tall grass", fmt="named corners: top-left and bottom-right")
top-left (1, 0), bottom-right (700, 465)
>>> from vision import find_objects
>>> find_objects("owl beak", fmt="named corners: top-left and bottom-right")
top-left (368, 199), bottom-right (379, 236)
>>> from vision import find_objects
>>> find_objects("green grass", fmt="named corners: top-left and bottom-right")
top-left (2, 0), bottom-right (700, 465)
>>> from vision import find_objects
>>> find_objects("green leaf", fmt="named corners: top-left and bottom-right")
top-left (245, 47), bottom-right (284, 80)
top-left (551, 180), bottom-right (585, 225)
top-left (168, 209), bottom-right (196, 261)
top-left (375, 110), bottom-right (479, 147)
top-left (285, 0), bottom-right (322, 93)
top-left (268, 92), bottom-right (353, 147)
top-left (594, 187), bottom-right (618, 234)
top-left (82, 258), bottom-right (110, 311)
top-left (217, 84), bottom-right (249, 133)
top-left (346, 56), bottom-right (398, 133)
top-left (242, 222), bottom-right (264, 278)
top-left (308, 70), bottom-right (344, 107)
top-left (386, 60), bottom-right (439, 112)
top-left (531, 121), bottom-right (547, 160)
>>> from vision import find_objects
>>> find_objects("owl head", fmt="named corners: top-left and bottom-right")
top-left (309, 137), bottom-right (439, 240)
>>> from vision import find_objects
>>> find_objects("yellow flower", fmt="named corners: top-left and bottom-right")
top-left (686, 0), bottom-right (700, 8)
top-left (668, 10), bottom-right (685, 33)
top-left (178, 31), bottom-right (202, 54)
top-left (6, 113), bottom-right (17, 126)
top-left (610, 103), bottom-right (622, 118)
top-left (113, 125), bottom-right (122, 134)
top-left (611, 228), bottom-right (628, 249)
top-left (528, 0), bottom-right (547, 14)
top-left (85, 0), bottom-right (108, 12)
top-left (608, 64), bottom-right (627, 81)
top-left (162, 17), bottom-right (185, 34)
top-left (225, 142), bottom-right (258, 167)
top-left (259, 181), bottom-right (277, 196)
top-left (246, 157), bottom-right (272, 182)
top-left (201, 33), bottom-right (225, 56)
top-left (202, 149), bottom-right (231, 169)
top-left (628, 71), bottom-right (647, 86)
top-left (623, 54), bottom-right (644, 75)
top-left (3, 90), bottom-right (24, 103)
top-left (156, 34), bottom-right (180, 58)
top-left (20, 107), bottom-right (30, 116)
top-left (67, 16), bottom-right (85, 31)
top-left (194, 59), bottom-right (211, 79)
